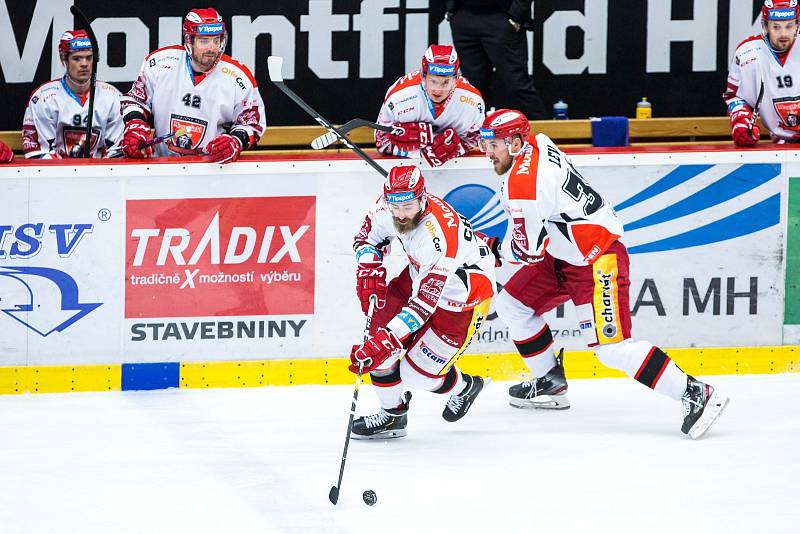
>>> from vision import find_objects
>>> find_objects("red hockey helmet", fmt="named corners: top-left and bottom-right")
top-left (421, 45), bottom-right (459, 77)
top-left (58, 30), bottom-right (92, 60)
top-left (183, 8), bottom-right (227, 59)
top-left (479, 109), bottom-right (531, 151)
top-left (384, 165), bottom-right (426, 204)
top-left (762, 0), bottom-right (799, 22)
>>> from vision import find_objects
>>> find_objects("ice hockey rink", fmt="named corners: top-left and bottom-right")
top-left (0, 373), bottom-right (797, 534)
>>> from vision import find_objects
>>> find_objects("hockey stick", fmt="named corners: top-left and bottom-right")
top-left (310, 119), bottom-right (395, 150)
top-left (267, 56), bottom-right (388, 177)
top-left (107, 127), bottom-right (188, 158)
top-left (329, 294), bottom-right (377, 505)
top-left (70, 6), bottom-right (98, 159)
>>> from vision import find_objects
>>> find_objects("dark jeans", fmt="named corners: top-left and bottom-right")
top-left (450, 9), bottom-right (546, 119)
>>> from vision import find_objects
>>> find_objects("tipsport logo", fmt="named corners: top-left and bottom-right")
top-left (0, 224), bottom-right (101, 336)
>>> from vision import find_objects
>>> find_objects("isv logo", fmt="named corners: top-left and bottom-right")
top-left (0, 223), bottom-right (102, 336)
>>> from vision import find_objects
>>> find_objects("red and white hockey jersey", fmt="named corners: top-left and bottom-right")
top-left (22, 78), bottom-right (123, 159)
top-left (724, 34), bottom-right (800, 142)
top-left (501, 134), bottom-right (624, 266)
top-left (375, 72), bottom-right (484, 157)
top-left (353, 194), bottom-right (496, 341)
top-left (120, 46), bottom-right (266, 157)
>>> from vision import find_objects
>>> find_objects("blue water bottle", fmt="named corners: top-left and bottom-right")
top-left (553, 99), bottom-right (569, 120)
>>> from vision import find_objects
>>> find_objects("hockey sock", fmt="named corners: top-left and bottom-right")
top-left (595, 339), bottom-right (687, 400)
top-left (514, 324), bottom-right (557, 378)
top-left (370, 363), bottom-right (405, 410)
top-left (495, 292), bottom-right (556, 377)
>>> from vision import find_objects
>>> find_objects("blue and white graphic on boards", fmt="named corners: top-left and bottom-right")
top-left (616, 163), bottom-right (782, 254)
top-left (443, 163), bottom-right (782, 254)
top-left (0, 266), bottom-right (102, 337)
top-left (443, 184), bottom-right (507, 238)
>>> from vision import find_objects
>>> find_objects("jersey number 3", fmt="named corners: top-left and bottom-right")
top-left (563, 165), bottom-right (603, 216)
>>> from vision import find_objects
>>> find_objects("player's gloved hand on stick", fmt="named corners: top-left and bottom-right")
top-left (388, 122), bottom-right (434, 152)
top-left (730, 106), bottom-right (761, 147)
top-left (356, 261), bottom-right (387, 314)
top-left (349, 327), bottom-right (402, 374)
top-left (0, 141), bottom-right (13, 163)
top-left (206, 133), bottom-right (243, 164)
top-left (475, 231), bottom-right (502, 267)
top-left (121, 119), bottom-right (154, 158)
top-left (421, 128), bottom-right (465, 167)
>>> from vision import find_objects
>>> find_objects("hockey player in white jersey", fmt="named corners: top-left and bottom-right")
top-left (348, 165), bottom-right (496, 439)
top-left (479, 109), bottom-right (729, 439)
top-left (22, 30), bottom-right (123, 159)
top-left (120, 8), bottom-right (265, 163)
top-left (375, 45), bottom-right (484, 167)
top-left (724, 1), bottom-right (800, 145)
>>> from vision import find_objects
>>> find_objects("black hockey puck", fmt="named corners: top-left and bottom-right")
top-left (362, 489), bottom-right (377, 506)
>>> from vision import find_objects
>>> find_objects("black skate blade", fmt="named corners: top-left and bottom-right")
top-left (329, 485), bottom-right (339, 505)
top-left (350, 428), bottom-right (407, 440)
top-left (509, 393), bottom-right (570, 410)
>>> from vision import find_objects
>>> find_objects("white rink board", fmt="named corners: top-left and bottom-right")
top-left (0, 149), bottom-right (792, 365)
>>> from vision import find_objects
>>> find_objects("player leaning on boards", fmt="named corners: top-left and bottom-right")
top-left (724, 1), bottom-right (800, 146)
top-left (22, 30), bottom-right (123, 159)
top-left (348, 165), bottom-right (496, 439)
top-left (120, 8), bottom-right (265, 163)
top-left (375, 45), bottom-right (485, 168)
top-left (478, 109), bottom-right (729, 439)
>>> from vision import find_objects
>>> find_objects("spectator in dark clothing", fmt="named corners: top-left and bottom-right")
top-left (445, 0), bottom-right (547, 119)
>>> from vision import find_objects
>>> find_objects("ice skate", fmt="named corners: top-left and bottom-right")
top-left (681, 376), bottom-right (729, 439)
top-left (509, 348), bottom-right (570, 409)
top-left (442, 374), bottom-right (490, 422)
top-left (351, 392), bottom-right (411, 440)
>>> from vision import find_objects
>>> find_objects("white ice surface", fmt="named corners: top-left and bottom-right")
top-left (0, 374), bottom-right (798, 534)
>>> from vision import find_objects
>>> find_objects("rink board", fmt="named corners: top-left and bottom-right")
top-left (0, 148), bottom-right (798, 393)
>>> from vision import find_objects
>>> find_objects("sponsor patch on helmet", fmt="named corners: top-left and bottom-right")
top-left (197, 23), bottom-right (224, 34)
top-left (768, 8), bottom-right (796, 19)
top-left (479, 128), bottom-right (497, 139)
top-left (70, 38), bottom-right (92, 50)
top-left (427, 64), bottom-right (456, 76)
top-left (386, 191), bottom-right (416, 203)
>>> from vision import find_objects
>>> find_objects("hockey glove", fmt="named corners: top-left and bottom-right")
top-left (730, 106), bottom-right (761, 147)
top-left (475, 231), bottom-right (502, 267)
top-left (121, 119), bottom-right (154, 158)
top-left (387, 121), bottom-right (435, 152)
top-left (0, 141), bottom-right (13, 163)
top-left (421, 128), bottom-right (465, 167)
top-left (206, 134), bottom-right (243, 164)
top-left (356, 261), bottom-right (387, 314)
top-left (349, 327), bottom-right (402, 374)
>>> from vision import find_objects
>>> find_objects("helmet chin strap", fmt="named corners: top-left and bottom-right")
top-left (508, 138), bottom-right (529, 157)
top-left (61, 58), bottom-right (90, 93)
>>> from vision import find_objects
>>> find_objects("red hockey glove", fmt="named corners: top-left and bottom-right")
top-left (206, 133), bottom-right (243, 164)
top-left (349, 328), bottom-right (402, 374)
top-left (356, 261), bottom-right (387, 314)
top-left (475, 231), bottom-right (502, 267)
top-left (0, 141), bottom-right (13, 163)
top-left (387, 122), bottom-right (434, 152)
top-left (730, 106), bottom-right (761, 147)
top-left (421, 128), bottom-right (465, 167)
top-left (121, 119), bottom-right (154, 158)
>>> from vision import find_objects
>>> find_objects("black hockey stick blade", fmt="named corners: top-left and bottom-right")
top-left (70, 6), bottom-right (99, 159)
top-left (311, 119), bottom-right (394, 150)
top-left (267, 56), bottom-right (388, 177)
top-left (329, 485), bottom-right (339, 505)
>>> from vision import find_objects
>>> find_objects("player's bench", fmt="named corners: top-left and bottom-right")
top-left (0, 116), bottom-right (757, 154)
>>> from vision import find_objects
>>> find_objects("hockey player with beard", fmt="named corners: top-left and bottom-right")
top-left (375, 45), bottom-right (485, 167)
top-left (478, 109), bottom-right (729, 439)
top-left (724, 1), bottom-right (800, 145)
top-left (120, 8), bottom-right (265, 163)
top-left (22, 30), bottom-right (123, 159)
top-left (348, 165), bottom-right (496, 439)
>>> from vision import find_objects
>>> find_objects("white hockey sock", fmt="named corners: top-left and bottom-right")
top-left (495, 291), bottom-right (556, 378)
top-left (595, 339), bottom-right (687, 401)
top-left (370, 364), bottom-right (405, 410)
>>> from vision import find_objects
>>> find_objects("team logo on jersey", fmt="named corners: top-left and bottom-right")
top-left (773, 97), bottom-right (800, 130)
top-left (419, 276), bottom-right (446, 305)
top-left (62, 127), bottom-right (99, 157)
top-left (167, 115), bottom-right (208, 154)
